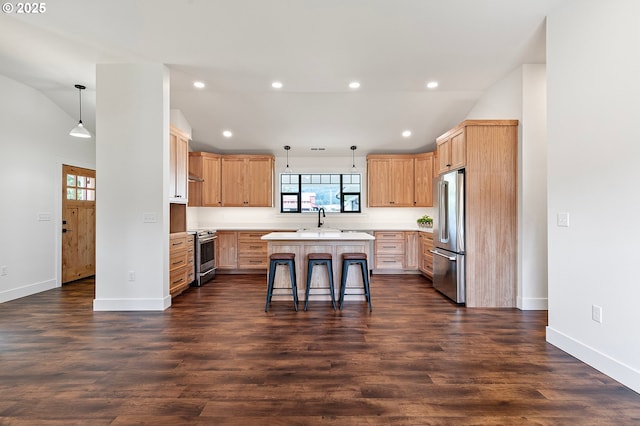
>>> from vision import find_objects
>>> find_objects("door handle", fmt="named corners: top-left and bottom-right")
top-left (430, 250), bottom-right (455, 261)
top-left (62, 229), bottom-right (72, 233)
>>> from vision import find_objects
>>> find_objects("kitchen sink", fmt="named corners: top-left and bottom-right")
top-left (296, 227), bottom-right (342, 233)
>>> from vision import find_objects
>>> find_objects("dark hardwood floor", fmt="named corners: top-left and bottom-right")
top-left (1, 274), bottom-right (638, 425)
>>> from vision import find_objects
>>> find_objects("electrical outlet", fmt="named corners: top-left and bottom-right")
top-left (128, 271), bottom-right (136, 282)
top-left (557, 212), bottom-right (570, 227)
top-left (0, 266), bottom-right (7, 276)
top-left (592, 304), bottom-right (603, 323)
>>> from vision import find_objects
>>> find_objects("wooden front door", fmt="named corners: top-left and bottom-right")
top-left (62, 165), bottom-right (96, 284)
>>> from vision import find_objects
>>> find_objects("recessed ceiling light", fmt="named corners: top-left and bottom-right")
top-left (402, 130), bottom-right (412, 138)
top-left (426, 81), bottom-right (439, 89)
top-left (193, 81), bottom-right (205, 89)
top-left (348, 81), bottom-right (361, 89)
top-left (222, 130), bottom-right (233, 138)
top-left (271, 81), bottom-right (283, 89)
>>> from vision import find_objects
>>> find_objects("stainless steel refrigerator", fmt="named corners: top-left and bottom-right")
top-left (432, 169), bottom-right (466, 304)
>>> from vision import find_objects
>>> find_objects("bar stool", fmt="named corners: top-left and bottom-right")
top-left (339, 253), bottom-right (372, 312)
top-left (265, 253), bottom-right (298, 312)
top-left (304, 253), bottom-right (337, 311)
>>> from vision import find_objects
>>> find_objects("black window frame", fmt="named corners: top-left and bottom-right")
top-left (280, 173), bottom-right (362, 214)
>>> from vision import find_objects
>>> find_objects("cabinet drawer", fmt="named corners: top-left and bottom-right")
top-left (375, 255), bottom-right (404, 269)
top-left (170, 266), bottom-right (188, 290)
top-left (238, 240), bottom-right (267, 256)
top-left (375, 231), bottom-right (405, 240)
top-left (238, 256), bottom-right (268, 269)
top-left (170, 233), bottom-right (188, 253)
top-left (238, 231), bottom-right (268, 241)
top-left (170, 250), bottom-right (188, 271)
top-left (375, 241), bottom-right (405, 255)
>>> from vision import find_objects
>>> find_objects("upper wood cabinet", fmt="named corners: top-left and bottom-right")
top-left (436, 128), bottom-right (466, 175)
top-left (367, 153), bottom-right (433, 207)
top-left (169, 126), bottom-right (189, 203)
top-left (367, 155), bottom-right (415, 207)
top-left (220, 155), bottom-right (274, 207)
top-left (414, 152), bottom-right (434, 207)
top-left (188, 152), bottom-right (221, 207)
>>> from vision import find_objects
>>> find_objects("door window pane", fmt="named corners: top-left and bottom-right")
top-left (67, 174), bottom-right (76, 187)
top-left (77, 176), bottom-right (86, 188)
top-left (66, 188), bottom-right (76, 200)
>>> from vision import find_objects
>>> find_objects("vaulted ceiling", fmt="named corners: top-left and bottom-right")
top-left (0, 0), bottom-right (561, 156)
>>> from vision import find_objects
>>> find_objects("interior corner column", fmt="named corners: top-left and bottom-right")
top-left (94, 63), bottom-right (170, 311)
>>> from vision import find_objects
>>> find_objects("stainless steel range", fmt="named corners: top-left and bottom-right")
top-left (192, 229), bottom-right (216, 286)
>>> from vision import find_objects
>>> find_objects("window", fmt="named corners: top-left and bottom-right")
top-left (280, 173), bottom-right (361, 213)
top-left (66, 173), bottom-right (96, 201)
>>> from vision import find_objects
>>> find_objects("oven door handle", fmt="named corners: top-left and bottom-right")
top-left (200, 268), bottom-right (216, 276)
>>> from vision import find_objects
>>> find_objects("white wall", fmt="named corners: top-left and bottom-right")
top-left (93, 64), bottom-right (170, 311)
top-left (546, 0), bottom-right (640, 393)
top-left (190, 155), bottom-right (436, 231)
top-left (465, 64), bottom-right (549, 310)
top-left (0, 74), bottom-right (95, 302)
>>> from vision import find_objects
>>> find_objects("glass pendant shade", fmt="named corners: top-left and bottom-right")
top-left (69, 84), bottom-right (92, 139)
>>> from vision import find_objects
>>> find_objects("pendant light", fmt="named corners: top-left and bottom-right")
top-left (283, 145), bottom-right (293, 173)
top-left (350, 145), bottom-right (358, 173)
top-left (69, 84), bottom-right (92, 139)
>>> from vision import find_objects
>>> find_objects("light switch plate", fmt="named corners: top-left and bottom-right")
top-left (557, 212), bottom-right (570, 227)
top-left (143, 213), bottom-right (158, 223)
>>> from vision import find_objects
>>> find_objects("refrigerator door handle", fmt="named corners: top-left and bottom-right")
top-left (457, 170), bottom-right (465, 252)
top-left (439, 180), bottom-right (449, 243)
top-left (430, 250), bottom-right (456, 261)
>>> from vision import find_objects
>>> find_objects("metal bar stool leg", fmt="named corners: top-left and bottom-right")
top-left (265, 259), bottom-right (277, 312)
top-left (359, 259), bottom-right (372, 312)
top-left (289, 259), bottom-right (298, 311)
top-left (339, 259), bottom-right (349, 310)
top-left (327, 259), bottom-right (337, 310)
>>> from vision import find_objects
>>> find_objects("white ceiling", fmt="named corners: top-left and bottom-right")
top-left (0, 0), bottom-right (561, 156)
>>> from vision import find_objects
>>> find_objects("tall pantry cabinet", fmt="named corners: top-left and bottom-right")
top-left (436, 120), bottom-right (518, 308)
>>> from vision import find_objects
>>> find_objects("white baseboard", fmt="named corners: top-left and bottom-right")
top-left (0, 279), bottom-right (57, 303)
top-left (546, 326), bottom-right (640, 394)
top-left (93, 296), bottom-right (171, 311)
top-left (518, 296), bottom-right (548, 310)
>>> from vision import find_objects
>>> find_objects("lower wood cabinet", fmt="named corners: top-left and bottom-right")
top-left (217, 230), bottom-right (271, 273)
top-left (216, 231), bottom-right (238, 270)
top-left (372, 231), bottom-right (423, 274)
top-left (418, 232), bottom-right (434, 280)
top-left (169, 232), bottom-right (194, 297)
top-left (237, 231), bottom-right (269, 269)
top-left (373, 231), bottom-right (405, 271)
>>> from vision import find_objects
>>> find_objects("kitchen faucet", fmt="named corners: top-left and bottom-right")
top-left (317, 207), bottom-right (325, 228)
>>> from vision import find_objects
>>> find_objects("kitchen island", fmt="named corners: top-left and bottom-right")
top-left (261, 231), bottom-right (375, 304)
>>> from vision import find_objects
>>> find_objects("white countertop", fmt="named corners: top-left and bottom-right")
top-left (196, 225), bottom-right (433, 233)
top-left (261, 231), bottom-right (375, 241)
